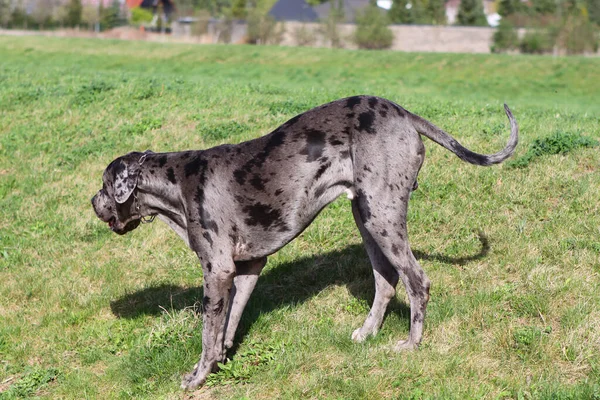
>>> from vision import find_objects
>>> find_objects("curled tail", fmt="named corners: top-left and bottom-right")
top-left (409, 104), bottom-right (519, 166)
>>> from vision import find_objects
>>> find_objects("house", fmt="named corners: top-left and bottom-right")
top-left (269, 0), bottom-right (389, 23)
top-left (269, 0), bottom-right (320, 22)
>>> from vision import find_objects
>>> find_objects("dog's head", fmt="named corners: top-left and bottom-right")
top-left (91, 151), bottom-right (151, 235)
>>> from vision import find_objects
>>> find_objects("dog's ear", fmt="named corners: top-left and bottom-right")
top-left (113, 157), bottom-right (141, 204)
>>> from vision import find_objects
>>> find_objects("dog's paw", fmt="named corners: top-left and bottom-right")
top-left (351, 328), bottom-right (368, 343)
top-left (180, 365), bottom-right (207, 391)
top-left (393, 339), bottom-right (418, 352)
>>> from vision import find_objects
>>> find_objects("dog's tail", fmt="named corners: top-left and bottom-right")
top-left (409, 104), bottom-right (518, 166)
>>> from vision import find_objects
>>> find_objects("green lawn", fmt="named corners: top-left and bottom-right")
top-left (0, 35), bottom-right (599, 399)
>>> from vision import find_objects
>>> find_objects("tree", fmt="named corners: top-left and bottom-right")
top-left (53, 3), bottom-right (69, 27)
top-left (390, 0), bottom-right (445, 25)
top-left (456, 0), bottom-right (488, 26)
top-left (81, 3), bottom-right (101, 31)
top-left (230, 0), bottom-right (247, 19)
top-left (31, 1), bottom-right (54, 29)
top-left (584, 0), bottom-right (600, 25)
top-left (66, 0), bottom-right (82, 27)
top-left (354, 4), bottom-right (394, 49)
top-left (0, 0), bottom-right (11, 28)
top-left (319, 0), bottom-right (345, 48)
top-left (427, 0), bottom-right (447, 24)
top-left (532, 0), bottom-right (557, 15)
top-left (100, 0), bottom-right (125, 30)
top-left (497, 0), bottom-right (521, 17)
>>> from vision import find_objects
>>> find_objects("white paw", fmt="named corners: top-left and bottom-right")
top-left (352, 328), bottom-right (367, 343)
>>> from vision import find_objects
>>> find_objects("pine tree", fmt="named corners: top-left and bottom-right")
top-left (584, 0), bottom-right (600, 25)
top-left (230, 0), bottom-right (247, 19)
top-left (427, 0), bottom-right (447, 24)
top-left (66, 0), bottom-right (82, 27)
top-left (456, 0), bottom-right (488, 26)
top-left (497, 0), bottom-right (519, 17)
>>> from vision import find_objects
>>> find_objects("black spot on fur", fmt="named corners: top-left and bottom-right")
top-left (202, 296), bottom-right (210, 313)
top-left (379, 110), bottom-right (388, 118)
top-left (233, 169), bottom-right (247, 185)
top-left (412, 181), bottom-right (419, 191)
top-left (195, 185), bottom-right (218, 234)
top-left (274, 188), bottom-right (284, 196)
top-left (315, 161), bottom-right (331, 180)
top-left (357, 110), bottom-right (376, 134)
top-left (184, 155), bottom-right (207, 178)
top-left (345, 96), bottom-right (362, 109)
top-left (340, 150), bottom-right (350, 159)
top-left (214, 298), bottom-right (225, 315)
top-left (329, 137), bottom-right (344, 146)
top-left (286, 114), bottom-right (301, 127)
top-left (363, 165), bottom-right (372, 172)
top-left (391, 244), bottom-right (400, 256)
top-left (206, 262), bottom-right (212, 272)
top-left (158, 155), bottom-right (167, 167)
top-left (166, 167), bottom-right (176, 184)
top-left (394, 105), bottom-right (407, 117)
top-left (368, 97), bottom-right (378, 109)
top-left (202, 231), bottom-right (213, 246)
top-left (314, 184), bottom-right (327, 198)
top-left (356, 189), bottom-right (371, 222)
top-left (243, 202), bottom-right (288, 231)
top-left (381, 230), bottom-right (388, 237)
top-left (300, 129), bottom-right (326, 162)
top-left (250, 174), bottom-right (267, 191)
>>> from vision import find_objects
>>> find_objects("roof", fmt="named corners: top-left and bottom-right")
top-left (313, 0), bottom-right (373, 23)
top-left (269, 0), bottom-right (320, 22)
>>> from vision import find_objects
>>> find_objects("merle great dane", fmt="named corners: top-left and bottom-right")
top-left (92, 96), bottom-right (518, 389)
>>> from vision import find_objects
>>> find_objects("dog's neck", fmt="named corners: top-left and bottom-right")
top-left (134, 169), bottom-right (191, 246)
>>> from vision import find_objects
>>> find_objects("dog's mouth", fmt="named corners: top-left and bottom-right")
top-left (108, 217), bottom-right (141, 235)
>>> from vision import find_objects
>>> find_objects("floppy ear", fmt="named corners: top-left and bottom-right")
top-left (113, 159), bottom-right (140, 204)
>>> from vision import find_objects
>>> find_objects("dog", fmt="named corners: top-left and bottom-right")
top-left (91, 96), bottom-right (518, 389)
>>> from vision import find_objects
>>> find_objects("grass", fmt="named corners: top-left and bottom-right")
top-left (0, 35), bottom-right (599, 399)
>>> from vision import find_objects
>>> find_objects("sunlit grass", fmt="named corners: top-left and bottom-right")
top-left (0, 35), bottom-right (599, 399)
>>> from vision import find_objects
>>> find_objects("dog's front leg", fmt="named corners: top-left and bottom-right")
top-left (181, 256), bottom-right (235, 390)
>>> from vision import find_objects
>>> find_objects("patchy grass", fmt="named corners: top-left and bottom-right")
top-left (0, 35), bottom-right (599, 399)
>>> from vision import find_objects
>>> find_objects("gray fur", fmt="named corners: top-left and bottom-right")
top-left (91, 96), bottom-right (518, 390)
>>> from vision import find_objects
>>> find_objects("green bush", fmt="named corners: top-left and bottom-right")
top-left (354, 5), bottom-right (394, 50)
top-left (247, 8), bottom-right (285, 45)
top-left (507, 131), bottom-right (599, 168)
top-left (130, 6), bottom-right (153, 25)
top-left (555, 12), bottom-right (599, 54)
top-left (519, 28), bottom-right (554, 53)
top-left (457, 0), bottom-right (488, 26)
top-left (492, 19), bottom-right (520, 52)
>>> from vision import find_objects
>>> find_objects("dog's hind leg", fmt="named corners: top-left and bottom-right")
top-left (394, 249), bottom-right (430, 350)
top-left (351, 201), bottom-right (399, 342)
top-left (353, 181), bottom-right (430, 349)
top-left (223, 257), bottom-right (267, 350)
top-left (361, 216), bottom-right (430, 349)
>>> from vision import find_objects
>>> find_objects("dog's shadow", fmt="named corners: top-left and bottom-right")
top-left (110, 232), bottom-right (489, 347)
